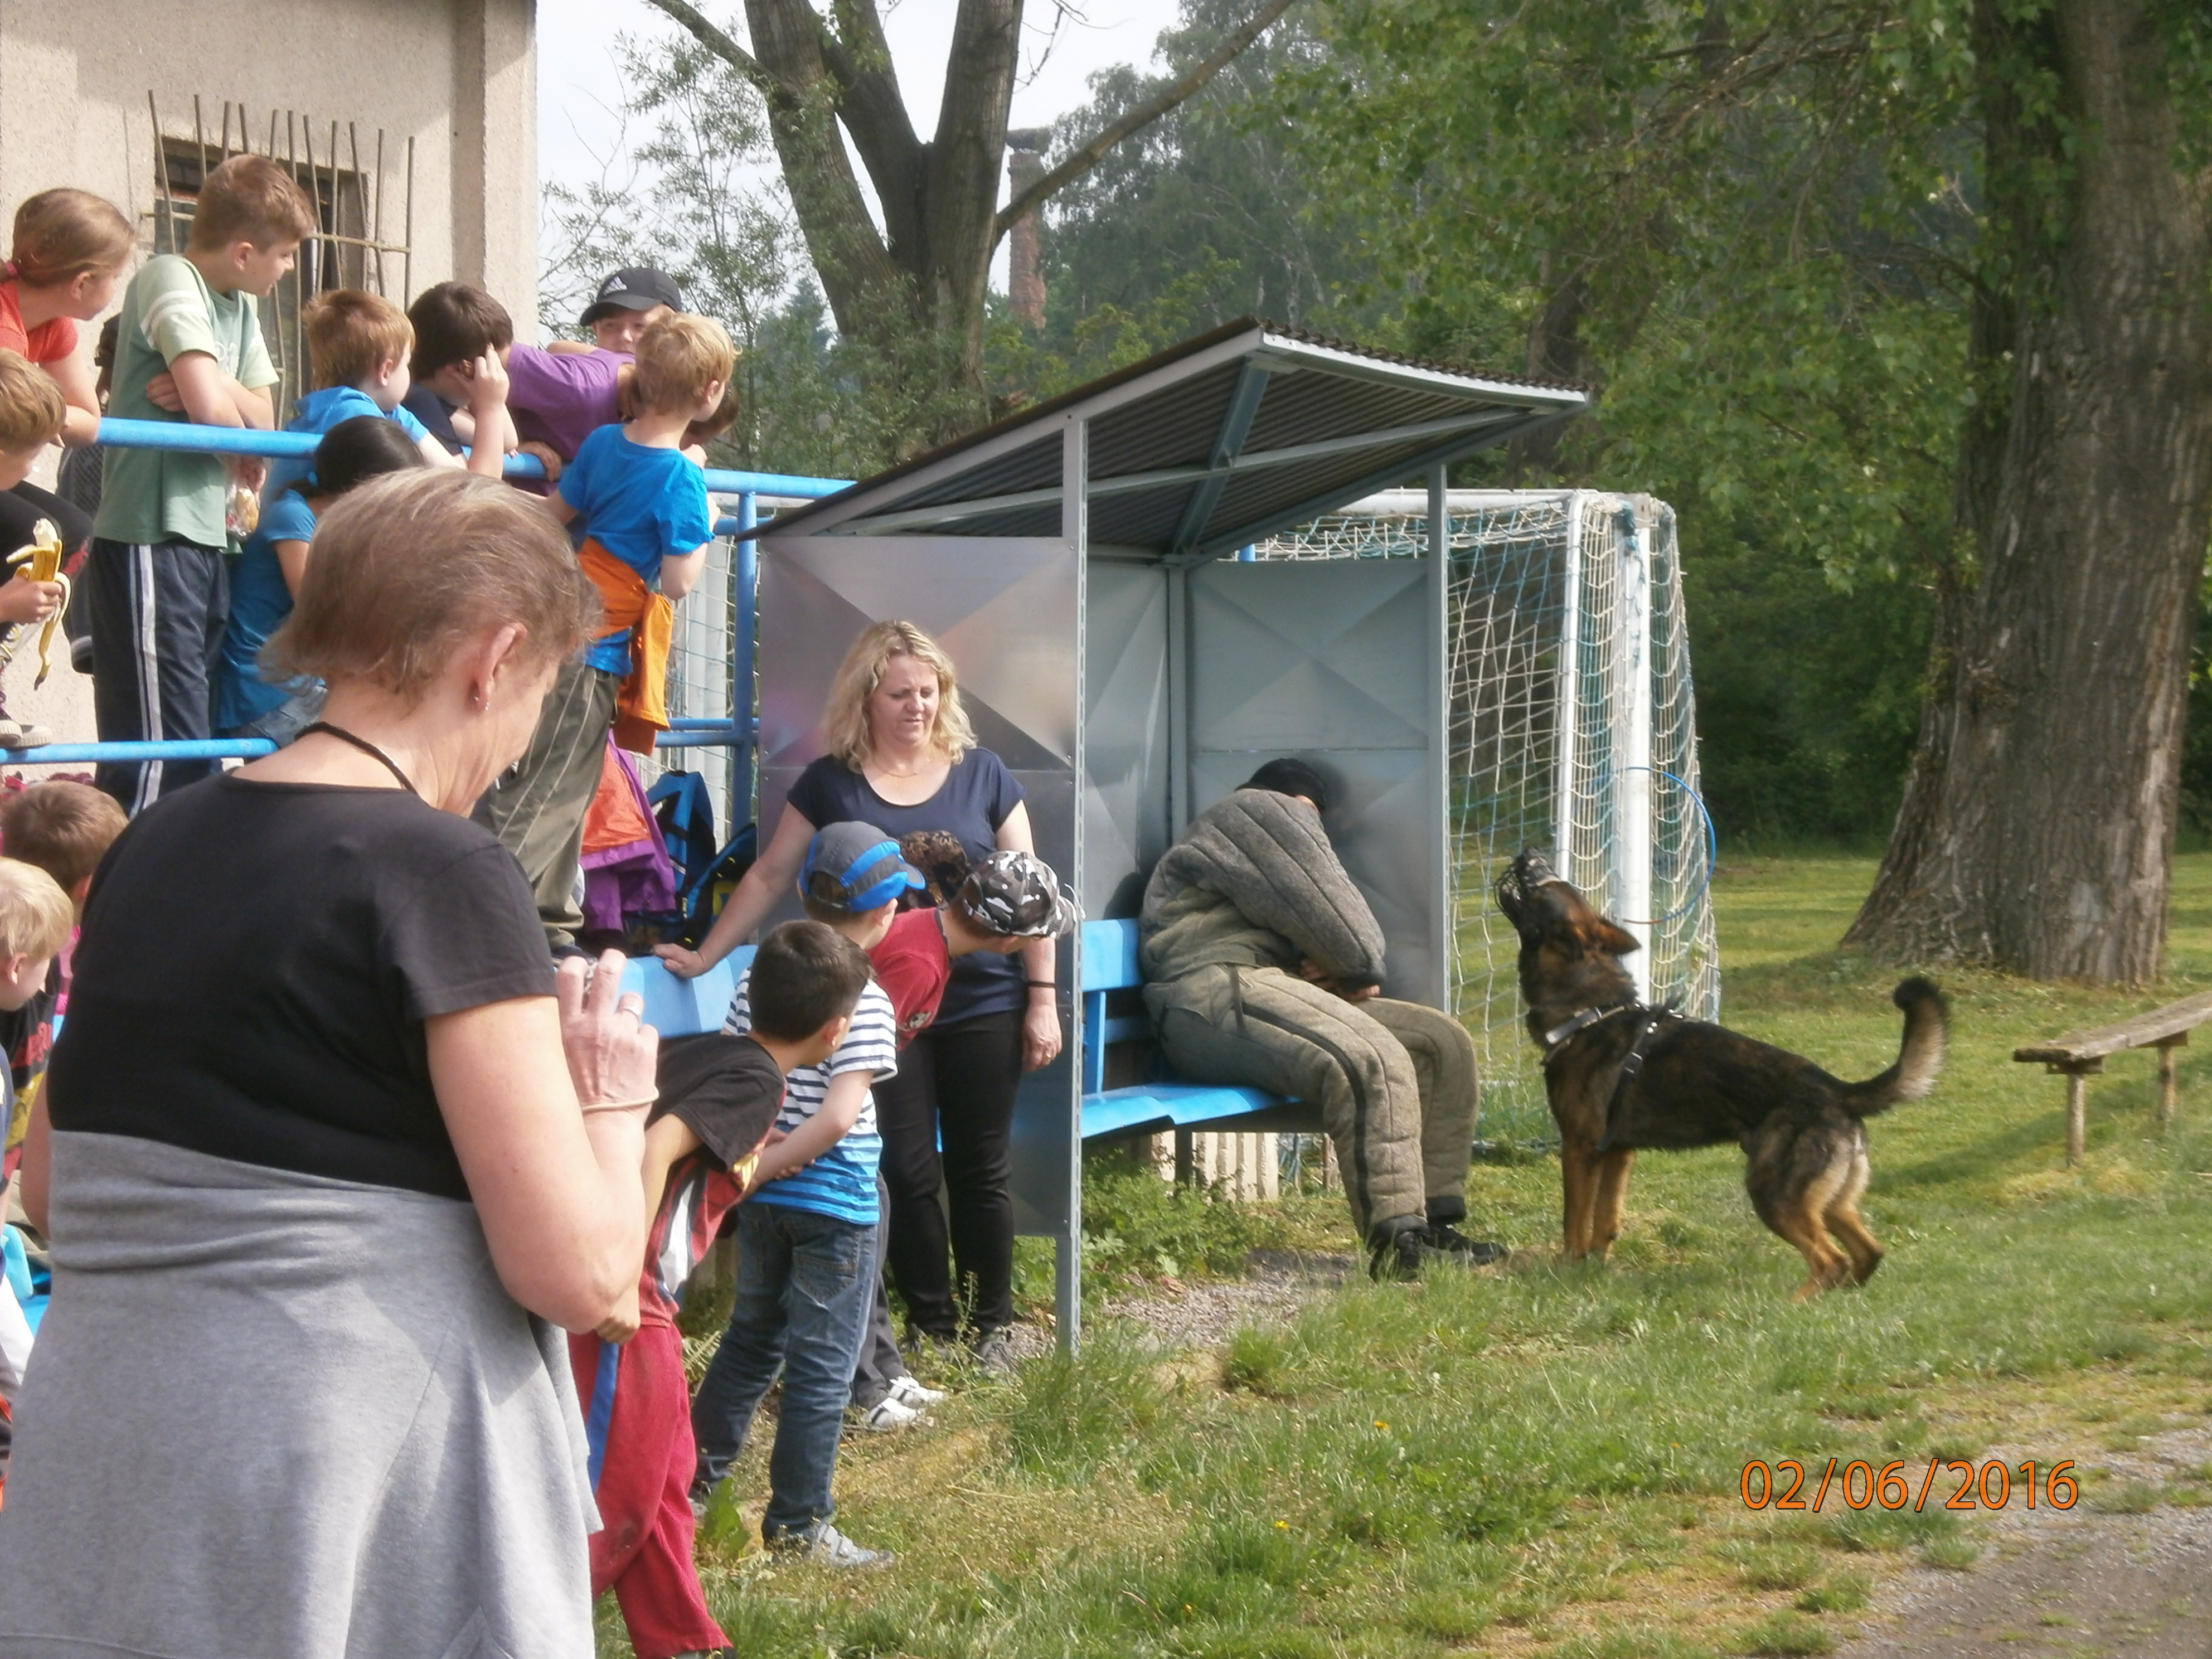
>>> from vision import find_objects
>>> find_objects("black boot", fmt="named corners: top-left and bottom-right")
top-left (1419, 1199), bottom-right (1505, 1264)
top-left (1367, 1214), bottom-right (1428, 1281)
top-left (1418, 1221), bottom-right (1507, 1264)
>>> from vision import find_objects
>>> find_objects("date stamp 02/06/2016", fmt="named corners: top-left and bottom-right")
top-left (1742, 1458), bottom-right (2079, 1514)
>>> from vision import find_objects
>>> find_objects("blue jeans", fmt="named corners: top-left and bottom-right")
top-left (690, 1201), bottom-right (875, 1539)
top-left (224, 682), bottom-right (326, 748)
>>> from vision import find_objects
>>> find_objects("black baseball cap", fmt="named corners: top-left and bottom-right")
top-left (954, 851), bottom-right (1079, 939)
top-left (799, 822), bottom-right (924, 914)
top-left (579, 266), bottom-right (685, 327)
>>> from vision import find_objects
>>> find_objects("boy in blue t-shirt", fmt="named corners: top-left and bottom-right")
top-left (475, 312), bottom-right (734, 948)
top-left (263, 290), bottom-right (508, 498)
top-left (216, 418), bottom-right (427, 743)
top-left (688, 872), bottom-right (901, 1568)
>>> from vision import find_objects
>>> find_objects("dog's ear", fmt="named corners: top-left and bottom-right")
top-left (1578, 917), bottom-right (1641, 957)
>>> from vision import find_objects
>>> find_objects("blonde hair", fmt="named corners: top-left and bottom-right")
top-left (821, 620), bottom-right (974, 769)
top-left (187, 154), bottom-right (316, 252)
top-left (0, 350), bottom-right (65, 449)
top-left (0, 858), bottom-right (74, 960)
top-left (9, 189), bottom-right (135, 288)
top-left (268, 470), bottom-right (595, 701)
top-left (305, 289), bottom-right (412, 389)
top-left (631, 313), bottom-right (733, 414)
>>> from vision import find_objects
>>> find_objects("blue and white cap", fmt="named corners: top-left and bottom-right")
top-left (799, 821), bottom-right (925, 914)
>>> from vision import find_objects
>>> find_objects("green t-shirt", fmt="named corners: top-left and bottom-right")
top-left (94, 254), bottom-right (279, 550)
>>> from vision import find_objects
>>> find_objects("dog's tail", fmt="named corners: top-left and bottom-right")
top-left (1839, 977), bottom-right (1948, 1117)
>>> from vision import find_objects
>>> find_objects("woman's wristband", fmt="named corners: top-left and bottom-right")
top-left (1024, 979), bottom-right (1057, 990)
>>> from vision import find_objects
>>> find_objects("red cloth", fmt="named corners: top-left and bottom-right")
top-left (581, 738), bottom-right (656, 856)
top-left (0, 282), bottom-right (76, 366)
top-left (870, 907), bottom-right (953, 1047)
top-left (570, 1326), bottom-right (727, 1659)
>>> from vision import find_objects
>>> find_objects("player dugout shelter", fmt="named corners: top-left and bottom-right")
top-left (757, 321), bottom-right (1588, 1341)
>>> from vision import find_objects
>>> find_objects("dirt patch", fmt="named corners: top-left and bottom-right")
top-left (1003, 1249), bottom-right (1359, 1360)
top-left (1840, 1426), bottom-right (2212, 1658)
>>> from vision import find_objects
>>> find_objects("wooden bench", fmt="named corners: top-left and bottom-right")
top-left (619, 920), bottom-right (1322, 1180)
top-left (2013, 989), bottom-right (2210, 1163)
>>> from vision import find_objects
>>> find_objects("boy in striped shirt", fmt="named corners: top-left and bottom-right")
top-left (687, 827), bottom-right (911, 1568)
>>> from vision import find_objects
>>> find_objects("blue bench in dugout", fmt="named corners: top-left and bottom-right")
top-left (620, 920), bottom-right (1322, 1152)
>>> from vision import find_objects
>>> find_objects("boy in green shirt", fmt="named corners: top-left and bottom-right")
top-left (89, 154), bottom-right (314, 814)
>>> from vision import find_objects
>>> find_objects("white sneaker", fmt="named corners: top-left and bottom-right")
top-left (765, 1520), bottom-right (893, 1568)
top-left (860, 1395), bottom-right (925, 1432)
top-left (887, 1374), bottom-right (947, 1408)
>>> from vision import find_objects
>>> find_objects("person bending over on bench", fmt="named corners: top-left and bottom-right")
top-left (1138, 758), bottom-right (1500, 1279)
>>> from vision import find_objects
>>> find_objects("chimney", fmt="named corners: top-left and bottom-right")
top-left (1005, 128), bottom-right (1049, 331)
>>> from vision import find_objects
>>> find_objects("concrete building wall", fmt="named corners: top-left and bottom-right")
top-left (0, 0), bottom-right (537, 745)
top-left (0, 0), bottom-right (536, 325)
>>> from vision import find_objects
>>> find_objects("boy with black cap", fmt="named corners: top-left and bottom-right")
top-left (576, 266), bottom-right (685, 356)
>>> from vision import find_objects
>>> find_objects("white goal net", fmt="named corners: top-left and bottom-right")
top-left (1253, 489), bottom-right (1720, 1146)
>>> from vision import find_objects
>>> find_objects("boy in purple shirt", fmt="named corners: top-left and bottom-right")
top-left (401, 273), bottom-right (682, 491)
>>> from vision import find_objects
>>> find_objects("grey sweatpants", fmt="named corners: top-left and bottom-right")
top-left (474, 657), bottom-right (620, 948)
top-left (1147, 965), bottom-right (1478, 1238)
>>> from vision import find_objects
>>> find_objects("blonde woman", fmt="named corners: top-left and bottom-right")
top-left (662, 620), bottom-right (1060, 1371)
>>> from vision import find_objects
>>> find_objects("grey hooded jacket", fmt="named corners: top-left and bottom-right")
top-left (1138, 788), bottom-right (1386, 988)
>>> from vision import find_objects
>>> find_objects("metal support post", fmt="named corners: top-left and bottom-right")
top-left (1553, 491), bottom-right (1587, 877)
top-left (1425, 465), bottom-right (1453, 1011)
top-left (733, 492), bottom-right (758, 829)
top-left (1616, 505), bottom-right (1653, 1000)
top-left (1056, 415), bottom-right (1088, 1357)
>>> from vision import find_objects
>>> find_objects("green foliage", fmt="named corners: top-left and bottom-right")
top-left (1079, 1150), bottom-right (1283, 1280)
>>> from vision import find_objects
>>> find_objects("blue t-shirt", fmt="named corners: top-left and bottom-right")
top-left (558, 423), bottom-right (714, 674)
top-left (722, 972), bottom-right (896, 1226)
top-left (216, 489), bottom-right (319, 731)
top-left (264, 386), bottom-right (431, 497)
top-left (784, 749), bottom-right (1027, 1024)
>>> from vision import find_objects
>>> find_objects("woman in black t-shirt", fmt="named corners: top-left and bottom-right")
top-left (662, 619), bottom-right (1061, 1367)
top-left (0, 472), bottom-right (656, 1659)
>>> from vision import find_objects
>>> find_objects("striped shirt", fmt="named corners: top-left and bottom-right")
top-left (722, 973), bottom-right (896, 1225)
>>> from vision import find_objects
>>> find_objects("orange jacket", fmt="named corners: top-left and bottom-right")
top-left (578, 539), bottom-right (673, 755)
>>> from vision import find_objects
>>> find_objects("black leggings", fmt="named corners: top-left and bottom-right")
top-left (874, 1011), bottom-right (1023, 1338)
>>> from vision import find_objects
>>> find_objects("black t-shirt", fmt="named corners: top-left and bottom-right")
top-left (784, 749), bottom-right (1026, 1025)
top-left (50, 775), bottom-right (554, 1200)
top-left (653, 1031), bottom-right (785, 1169)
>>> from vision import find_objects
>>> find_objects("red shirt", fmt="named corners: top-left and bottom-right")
top-left (0, 280), bottom-right (77, 365)
top-left (871, 908), bottom-right (953, 1047)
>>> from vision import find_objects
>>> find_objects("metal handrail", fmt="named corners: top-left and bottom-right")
top-left (93, 418), bottom-right (850, 539)
top-left (0, 421), bottom-right (841, 771)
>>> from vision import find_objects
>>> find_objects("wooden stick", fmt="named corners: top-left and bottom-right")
top-left (2158, 1038), bottom-right (2182, 1126)
top-left (2066, 1070), bottom-right (2088, 1165)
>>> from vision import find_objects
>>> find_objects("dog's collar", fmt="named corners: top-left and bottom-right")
top-left (1540, 1002), bottom-right (1636, 1055)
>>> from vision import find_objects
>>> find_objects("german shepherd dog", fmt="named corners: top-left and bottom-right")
top-left (1495, 850), bottom-right (1947, 1297)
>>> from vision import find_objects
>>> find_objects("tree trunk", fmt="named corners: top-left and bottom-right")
top-left (1845, 0), bottom-right (2212, 983)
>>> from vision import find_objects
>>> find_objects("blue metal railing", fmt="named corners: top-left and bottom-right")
top-left (0, 419), bottom-right (846, 771)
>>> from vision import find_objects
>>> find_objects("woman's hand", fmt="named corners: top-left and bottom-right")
top-left (594, 1284), bottom-right (642, 1345)
top-left (0, 577), bottom-right (63, 626)
top-left (1022, 999), bottom-right (1063, 1072)
top-left (558, 950), bottom-right (658, 1110)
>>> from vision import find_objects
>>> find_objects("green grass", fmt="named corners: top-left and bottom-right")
top-left (599, 852), bottom-right (2212, 1657)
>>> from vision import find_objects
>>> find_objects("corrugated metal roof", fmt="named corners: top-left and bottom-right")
top-left (770, 319), bottom-right (1588, 554)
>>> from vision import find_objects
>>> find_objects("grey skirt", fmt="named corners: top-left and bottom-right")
top-left (0, 1132), bottom-right (598, 1659)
